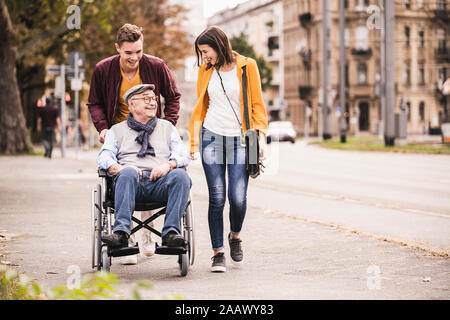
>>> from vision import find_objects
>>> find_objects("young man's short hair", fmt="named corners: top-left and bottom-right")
top-left (116, 24), bottom-right (144, 46)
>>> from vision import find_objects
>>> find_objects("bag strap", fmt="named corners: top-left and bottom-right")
top-left (241, 65), bottom-right (251, 131)
top-left (216, 70), bottom-right (242, 127)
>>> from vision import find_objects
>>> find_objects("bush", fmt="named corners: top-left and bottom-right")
top-left (0, 266), bottom-right (152, 300)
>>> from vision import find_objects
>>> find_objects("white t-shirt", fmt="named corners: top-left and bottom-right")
top-left (203, 66), bottom-right (242, 137)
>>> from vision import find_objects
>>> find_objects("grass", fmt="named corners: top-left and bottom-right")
top-left (309, 136), bottom-right (450, 155)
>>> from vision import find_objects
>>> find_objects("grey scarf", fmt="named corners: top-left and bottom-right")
top-left (126, 113), bottom-right (157, 158)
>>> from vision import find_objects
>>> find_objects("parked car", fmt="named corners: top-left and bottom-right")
top-left (266, 121), bottom-right (296, 144)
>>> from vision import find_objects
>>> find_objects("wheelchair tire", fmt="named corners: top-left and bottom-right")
top-left (95, 184), bottom-right (103, 271)
top-left (185, 193), bottom-right (195, 266)
top-left (179, 252), bottom-right (189, 277)
top-left (91, 188), bottom-right (96, 269)
top-left (101, 248), bottom-right (111, 272)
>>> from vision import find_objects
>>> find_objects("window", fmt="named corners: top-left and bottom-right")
top-left (357, 63), bottom-right (368, 84)
top-left (406, 102), bottom-right (411, 121)
top-left (356, 0), bottom-right (369, 11)
top-left (417, 0), bottom-right (424, 9)
top-left (418, 27), bottom-right (424, 48)
top-left (345, 28), bottom-right (350, 48)
top-left (418, 63), bottom-right (425, 85)
top-left (419, 102), bottom-right (425, 121)
top-left (438, 67), bottom-right (447, 86)
top-left (404, 63), bottom-right (411, 85)
top-left (437, 0), bottom-right (446, 10)
top-left (437, 28), bottom-right (446, 52)
top-left (403, 0), bottom-right (410, 9)
top-left (345, 64), bottom-right (349, 86)
top-left (405, 26), bottom-right (410, 47)
top-left (355, 26), bottom-right (369, 50)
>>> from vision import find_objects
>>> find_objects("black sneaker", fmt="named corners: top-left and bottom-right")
top-left (228, 233), bottom-right (243, 265)
top-left (162, 231), bottom-right (186, 247)
top-left (101, 231), bottom-right (128, 248)
top-left (211, 252), bottom-right (226, 273)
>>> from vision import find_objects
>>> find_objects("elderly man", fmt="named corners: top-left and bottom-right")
top-left (97, 84), bottom-right (191, 248)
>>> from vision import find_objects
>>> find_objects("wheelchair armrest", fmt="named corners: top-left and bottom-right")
top-left (98, 168), bottom-right (108, 177)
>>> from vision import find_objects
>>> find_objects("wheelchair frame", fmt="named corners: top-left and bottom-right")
top-left (91, 168), bottom-right (195, 276)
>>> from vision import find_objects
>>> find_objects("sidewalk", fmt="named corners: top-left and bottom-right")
top-left (0, 149), bottom-right (449, 299)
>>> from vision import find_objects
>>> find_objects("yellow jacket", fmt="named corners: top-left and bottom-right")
top-left (189, 53), bottom-right (268, 154)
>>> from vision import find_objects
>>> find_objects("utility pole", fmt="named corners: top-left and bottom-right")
top-left (322, 0), bottom-right (332, 140)
top-left (379, 0), bottom-right (385, 140)
top-left (339, 0), bottom-right (347, 143)
top-left (384, 0), bottom-right (395, 146)
top-left (60, 64), bottom-right (66, 158)
top-left (74, 52), bottom-right (80, 157)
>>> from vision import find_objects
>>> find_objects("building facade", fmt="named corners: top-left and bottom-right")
top-left (208, 0), bottom-right (285, 122)
top-left (283, 0), bottom-right (449, 136)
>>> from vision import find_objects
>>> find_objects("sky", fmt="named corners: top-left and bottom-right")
top-left (203, 0), bottom-right (249, 18)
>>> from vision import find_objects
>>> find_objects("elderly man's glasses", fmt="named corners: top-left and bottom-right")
top-left (132, 96), bottom-right (158, 104)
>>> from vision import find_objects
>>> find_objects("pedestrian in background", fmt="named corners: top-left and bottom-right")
top-left (37, 97), bottom-right (61, 159)
top-left (87, 23), bottom-right (182, 265)
top-left (189, 26), bottom-right (268, 272)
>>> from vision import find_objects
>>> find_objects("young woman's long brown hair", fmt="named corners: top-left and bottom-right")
top-left (194, 25), bottom-right (235, 70)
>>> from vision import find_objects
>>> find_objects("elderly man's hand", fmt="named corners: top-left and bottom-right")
top-left (107, 163), bottom-right (123, 176)
top-left (149, 163), bottom-right (171, 181)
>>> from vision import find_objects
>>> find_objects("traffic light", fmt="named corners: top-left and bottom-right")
top-left (65, 92), bottom-right (71, 102)
top-left (36, 99), bottom-right (43, 108)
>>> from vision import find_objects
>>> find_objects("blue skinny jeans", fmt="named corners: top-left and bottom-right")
top-left (201, 127), bottom-right (249, 251)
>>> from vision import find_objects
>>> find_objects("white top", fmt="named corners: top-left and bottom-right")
top-left (203, 66), bottom-right (242, 137)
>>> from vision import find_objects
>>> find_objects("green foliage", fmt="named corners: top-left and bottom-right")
top-left (230, 33), bottom-right (272, 91)
top-left (0, 266), bottom-right (156, 300)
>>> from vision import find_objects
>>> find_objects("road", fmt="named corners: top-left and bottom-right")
top-left (0, 142), bottom-right (449, 299)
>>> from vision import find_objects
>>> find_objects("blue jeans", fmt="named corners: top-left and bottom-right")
top-left (112, 167), bottom-right (191, 237)
top-left (201, 127), bottom-right (249, 251)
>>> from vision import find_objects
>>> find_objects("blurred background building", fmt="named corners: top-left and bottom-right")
top-left (283, 0), bottom-right (449, 136)
top-left (207, 0), bottom-right (449, 136)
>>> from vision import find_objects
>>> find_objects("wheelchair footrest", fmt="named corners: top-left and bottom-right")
top-left (108, 243), bottom-right (140, 257)
top-left (155, 242), bottom-right (187, 255)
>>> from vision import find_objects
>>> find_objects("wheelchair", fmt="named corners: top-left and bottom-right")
top-left (91, 168), bottom-right (195, 276)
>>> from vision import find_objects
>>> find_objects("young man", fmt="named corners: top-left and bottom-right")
top-left (97, 84), bottom-right (191, 250)
top-left (88, 24), bottom-right (181, 264)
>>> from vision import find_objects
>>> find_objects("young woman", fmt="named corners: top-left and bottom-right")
top-left (189, 26), bottom-right (268, 272)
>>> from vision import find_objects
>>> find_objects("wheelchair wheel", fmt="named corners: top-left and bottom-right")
top-left (92, 184), bottom-right (103, 271)
top-left (185, 193), bottom-right (195, 266)
top-left (101, 248), bottom-right (111, 272)
top-left (179, 252), bottom-right (189, 277)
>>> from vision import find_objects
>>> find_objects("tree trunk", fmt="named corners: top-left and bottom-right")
top-left (0, 0), bottom-right (32, 154)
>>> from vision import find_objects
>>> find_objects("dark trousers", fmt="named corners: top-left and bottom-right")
top-left (42, 128), bottom-right (55, 158)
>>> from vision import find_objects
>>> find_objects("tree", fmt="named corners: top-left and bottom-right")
top-left (0, 0), bottom-right (89, 154)
top-left (0, 0), bottom-right (190, 154)
top-left (230, 32), bottom-right (272, 91)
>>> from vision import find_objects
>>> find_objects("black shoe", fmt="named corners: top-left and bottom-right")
top-left (211, 252), bottom-right (226, 273)
top-left (228, 233), bottom-right (243, 265)
top-left (162, 231), bottom-right (186, 247)
top-left (101, 231), bottom-right (128, 248)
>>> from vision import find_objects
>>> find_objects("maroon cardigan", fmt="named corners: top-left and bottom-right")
top-left (87, 54), bottom-right (181, 132)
